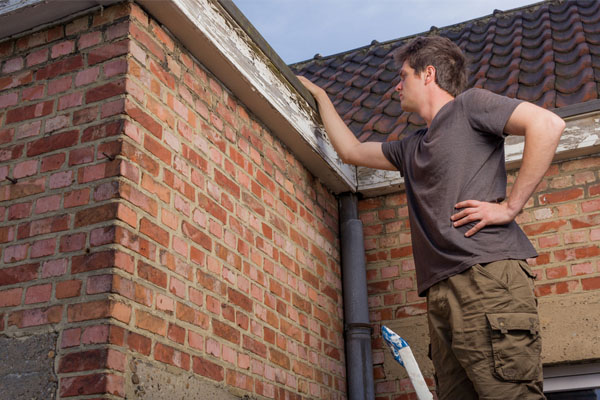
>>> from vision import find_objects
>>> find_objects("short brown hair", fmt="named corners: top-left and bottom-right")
top-left (394, 36), bottom-right (467, 97)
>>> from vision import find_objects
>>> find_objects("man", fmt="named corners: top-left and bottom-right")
top-left (298, 36), bottom-right (565, 400)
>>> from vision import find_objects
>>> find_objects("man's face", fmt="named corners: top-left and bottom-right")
top-left (395, 62), bottom-right (424, 112)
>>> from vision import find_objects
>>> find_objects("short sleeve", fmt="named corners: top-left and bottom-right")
top-left (382, 140), bottom-right (404, 176)
top-left (461, 88), bottom-right (523, 138)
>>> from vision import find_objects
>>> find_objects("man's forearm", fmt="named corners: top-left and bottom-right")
top-left (312, 91), bottom-right (361, 163)
top-left (506, 114), bottom-right (565, 217)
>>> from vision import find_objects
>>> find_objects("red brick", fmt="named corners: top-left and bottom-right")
top-left (81, 120), bottom-right (123, 143)
top-left (554, 246), bottom-right (600, 262)
top-left (88, 39), bottom-right (129, 65)
top-left (40, 153), bottom-right (65, 172)
top-left (67, 299), bottom-right (112, 322)
top-left (138, 261), bottom-right (167, 288)
top-left (546, 266), bottom-right (568, 280)
top-left (59, 373), bottom-right (124, 397)
top-left (0, 288), bottom-right (22, 307)
top-left (86, 79), bottom-right (126, 103)
top-left (127, 331), bottom-right (151, 355)
top-left (36, 54), bottom-right (83, 80)
top-left (136, 310), bottom-right (166, 335)
top-left (176, 302), bottom-right (209, 329)
top-left (72, 250), bottom-right (115, 274)
top-left (56, 280), bottom-right (82, 299)
top-left (120, 183), bottom-right (158, 216)
top-left (126, 102), bottom-right (163, 139)
top-left (59, 349), bottom-right (108, 373)
top-left (24, 283), bottom-right (51, 304)
top-left (228, 287), bottom-right (253, 312)
top-left (582, 277), bottom-right (600, 291)
top-left (0, 263), bottom-right (38, 286)
top-left (269, 347), bottom-right (290, 369)
top-left (26, 130), bottom-right (78, 157)
top-left (192, 356), bottom-right (224, 382)
top-left (212, 319), bottom-right (240, 345)
top-left (0, 71), bottom-right (33, 91)
top-left (154, 342), bottom-right (190, 370)
top-left (6, 100), bottom-right (54, 124)
top-left (168, 323), bottom-right (185, 344)
top-left (140, 218), bottom-right (169, 247)
top-left (226, 369), bottom-right (253, 391)
top-left (8, 305), bottom-right (62, 328)
top-left (182, 221), bottom-right (212, 251)
top-left (81, 325), bottom-right (109, 344)
top-left (144, 134), bottom-right (171, 164)
top-left (539, 188), bottom-right (584, 205)
top-left (75, 203), bottom-right (118, 227)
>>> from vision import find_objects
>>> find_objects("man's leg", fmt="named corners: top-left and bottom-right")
top-left (427, 281), bottom-right (478, 400)
top-left (446, 260), bottom-right (545, 400)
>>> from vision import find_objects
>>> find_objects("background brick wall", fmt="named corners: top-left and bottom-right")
top-left (360, 154), bottom-right (600, 399)
top-left (0, 2), bottom-right (345, 399)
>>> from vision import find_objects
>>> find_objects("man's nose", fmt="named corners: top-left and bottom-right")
top-left (395, 82), bottom-right (402, 91)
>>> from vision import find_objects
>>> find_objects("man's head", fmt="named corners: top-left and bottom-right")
top-left (393, 36), bottom-right (467, 98)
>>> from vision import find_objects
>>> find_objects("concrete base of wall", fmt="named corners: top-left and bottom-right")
top-left (125, 357), bottom-right (243, 400)
top-left (0, 333), bottom-right (58, 399)
top-left (381, 315), bottom-right (433, 380)
top-left (539, 291), bottom-right (600, 365)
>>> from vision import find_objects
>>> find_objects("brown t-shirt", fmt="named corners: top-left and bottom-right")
top-left (382, 88), bottom-right (537, 296)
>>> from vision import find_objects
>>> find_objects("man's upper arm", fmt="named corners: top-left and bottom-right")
top-left (347, 142), bottom-right (397, 171)
top-left (504, 102), bottom-right (559, 136)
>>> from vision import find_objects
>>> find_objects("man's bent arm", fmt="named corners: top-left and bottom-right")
top-left (297, 76), bottom-right (396, 170)
top-left (452, 102), bottom-right (566, 237)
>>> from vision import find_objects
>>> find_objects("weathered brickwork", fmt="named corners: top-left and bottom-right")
top-left (360, 154), bottom-right (600, 399)
top-left (0, 2), bottom-right (344, 399)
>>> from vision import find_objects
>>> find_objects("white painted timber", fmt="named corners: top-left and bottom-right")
top-left (137, 0), bottom-right (356, 193)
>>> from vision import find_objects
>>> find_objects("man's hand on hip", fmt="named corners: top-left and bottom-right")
top-left (451, 200), bottom-right (518, 237)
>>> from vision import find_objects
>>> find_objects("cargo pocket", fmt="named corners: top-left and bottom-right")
top-left (486, 312), bottom-right (541, 382)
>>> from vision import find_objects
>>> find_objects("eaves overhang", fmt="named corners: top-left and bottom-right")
top-left (0, 0), bottom-right (356, 194)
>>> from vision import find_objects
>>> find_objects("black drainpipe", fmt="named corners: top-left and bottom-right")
top-left (339, 192), bottom-right (375, 400)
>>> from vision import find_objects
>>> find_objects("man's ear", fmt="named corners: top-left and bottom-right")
top-left (424, 65), bottom-right (436, 85)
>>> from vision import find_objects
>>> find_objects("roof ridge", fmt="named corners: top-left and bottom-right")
top-left (290, 0), bottom-right (552, 67)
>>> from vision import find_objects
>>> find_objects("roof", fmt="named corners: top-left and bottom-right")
top-left (291, 0), bottom-right (600, 143)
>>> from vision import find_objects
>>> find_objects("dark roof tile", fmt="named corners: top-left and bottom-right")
top-left (293, 0), bottom-right (600, 142)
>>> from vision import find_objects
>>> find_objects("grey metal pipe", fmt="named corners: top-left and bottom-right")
top-left (339, 192), bottom-right (375, 400)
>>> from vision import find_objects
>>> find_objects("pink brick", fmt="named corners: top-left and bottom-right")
top-left (81, 324), bottom-right (109, 344)
top-left (75, 67), bottom-right (100, 87)
top-left (3, 243), bottom-right (29, 263)
top-left (42, 258), bottom-right (68, 277)
top-left (206, 337), bottom-right (220, 357)
top-left (51, 40), bottom-right (74, 58)
top-left (26, 48), bottom-right (48, 67)
top-left (87, 274), bottom-right (113, 294)
top-left (572, 262), bottom-right (595, 276)
top-left (25, 284), bottom-right (52, 304)
top-left (61, 328), bottom-right (81, 348)
top-left (0, 288), bottom-right (22, 307)
top-left (156, 294), bottom-right (174, 314)
top-left (222, 344), bottom-right (236, 365)
top-left (591, 228), bottom-right (600, 241)
top-left (189, 331), bottom-right (204, 350)
top-left (60, 232), bottom-right (86, 252)
top-left (90, 227), bottom-right (115, 246)
top-left (5, 206), bottom-right (33, 229)
top-left (13, 160), bottom-right (38, 179)
top-left (49, 170), bottom-right (73, 189)
top-left (45, 114), bottom-right (70, 133)
top-left (104, 58), bottom-right (128, 78)
top-left (35, 195), bottom-right (61, 214)
top-left (106, 21), bottom-right (129, 40)
top-left (58, 91), bottom-right (83, 110)
top-left (17, 121), bottom-right (41, 139)
top-left (0, 92), bottom-right (18, 108)
top-left (170, 276), bottom-right (185, 298)
top-left (101, 98), bottom-right (125, 118)
top-left (48, 76), bottom-right (72, 95)
top-left (2, 57), bottom-right (23, 73)
top-left (30, 238), bottom-right (55, 258)
top-left (22, 85), bottom-right (44, 101)
top-left (80, 32), bottom-right (103, 50)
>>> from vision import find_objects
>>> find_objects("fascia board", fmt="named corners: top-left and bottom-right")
top-left (0, 0), bottom-right (120, 39)
top-left (137, 0), bottom-right (356, 194)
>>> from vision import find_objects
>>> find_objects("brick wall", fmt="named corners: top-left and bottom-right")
top-left (361, 154), bottom-right (600, 399)
top-left (0, 2), bottom-right (345, 399)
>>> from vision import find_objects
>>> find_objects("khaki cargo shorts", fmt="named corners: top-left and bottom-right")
top-left (427, 259), bottom-right (546, 400)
